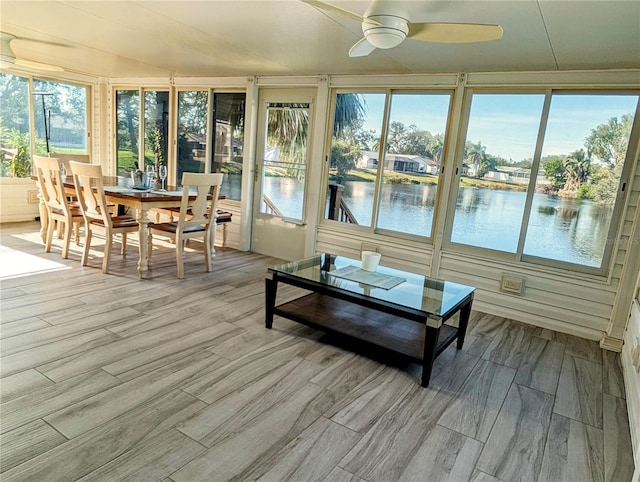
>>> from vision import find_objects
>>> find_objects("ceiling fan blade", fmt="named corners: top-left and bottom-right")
top-left (15, 58), bottom-right (64, 72)
top-left (302, 0), bottom-right (381, 25)
top-left (408, 22), bottom-right (503, 43)
top-left (349, 37), bottom-right (376, 57)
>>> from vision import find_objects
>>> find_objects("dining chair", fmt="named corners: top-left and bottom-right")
top-left (68, 161), bottom-right (139, 274)
top-left (33, 155), bottom-right (84, 258)
top-left (148, 172), bottom-right (223, 278)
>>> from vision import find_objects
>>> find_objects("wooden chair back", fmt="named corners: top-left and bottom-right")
top-left (176, 172), bottom-right (224, 235)
top-left (148, 172), bottom-right (223, 278)
top-left (68, 161), bottom-right (112, 228)
top-left (33, 155), bottom-right (70, 215)
top-left (50, 153), bottom-right (91, 175)
top-left (33, 155), bottom-right (83, 258)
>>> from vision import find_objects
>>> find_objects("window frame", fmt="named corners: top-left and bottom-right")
top-left (113, 85), bottom-right (174, 179)
top-left (0, 73), bottom-right (91, 167)
top-left (443, 87), bottom-right (640, 276)
top-left (210, 89), bottom-right (247, 203)
top-left (322, 87), bottom-right (455, 244)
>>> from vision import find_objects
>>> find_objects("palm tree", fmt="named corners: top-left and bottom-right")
top-left (428, 135), bottom-right (444, 170)
top-left (333, 94), bottom-right (366, 138)
top-left (563, 149), bottom-right (591, 192)
top-left (465, 141), bottom-right (486, 177)
top-left (267, 105), bottom-right (309, 180)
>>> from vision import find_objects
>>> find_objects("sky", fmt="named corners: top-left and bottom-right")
top-left (359, 92), bottom-right (639, 163)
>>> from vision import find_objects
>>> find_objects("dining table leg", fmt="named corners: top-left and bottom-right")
top-left (136, 207), bottom-right (150, 278)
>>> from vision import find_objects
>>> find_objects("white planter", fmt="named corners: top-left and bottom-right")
top-left (0, 177), bottom-right (40, 223)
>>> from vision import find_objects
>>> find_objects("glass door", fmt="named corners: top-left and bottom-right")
top-left (252, 89), bottom-right (314, 260)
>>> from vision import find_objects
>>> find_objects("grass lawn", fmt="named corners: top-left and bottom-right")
top-left (331, 169), bottom-right (527, 191)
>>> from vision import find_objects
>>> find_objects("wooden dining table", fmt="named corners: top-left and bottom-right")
top-left (36, 175), bottom-right (220, 279)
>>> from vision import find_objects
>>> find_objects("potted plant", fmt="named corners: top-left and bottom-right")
top-left (0, 124), bottom-right (40, 223)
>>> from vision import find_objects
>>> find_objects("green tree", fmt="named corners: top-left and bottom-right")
top-left (1, 128), bottom-right (31, 177)
top-left (427, 134), bottom-right (444, 169)
top-left (543, 157), bottom-right (566, 189)
top-left (330, 139), bottom-right (359, 178)
top-left (592, 162), bottom-right (623, 205)
top-left (585, 114), bottom-right (633, 167)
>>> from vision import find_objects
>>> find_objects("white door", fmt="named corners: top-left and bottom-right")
top-left (251, 89), bottom-right (314, 260)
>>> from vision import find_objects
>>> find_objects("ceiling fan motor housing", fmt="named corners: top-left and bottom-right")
top-left (362, 15), bottom-right (409, 49)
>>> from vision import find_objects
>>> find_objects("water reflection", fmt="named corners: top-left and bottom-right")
top-left (525, 194), bottom-right (612, 266)
top-left (274, 177), bottom-right (614, 267)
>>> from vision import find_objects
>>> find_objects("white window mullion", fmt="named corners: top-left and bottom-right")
top-left (515, 89), bottom-right (553, 260)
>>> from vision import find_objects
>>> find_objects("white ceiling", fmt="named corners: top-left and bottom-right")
top-left (1, 0), bottom-right (639, 79)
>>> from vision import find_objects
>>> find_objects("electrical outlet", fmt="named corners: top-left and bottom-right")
top-left (500, 274), bottom-right (525, 295)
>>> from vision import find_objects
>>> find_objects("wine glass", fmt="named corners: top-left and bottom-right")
top-left (158, 165), bottom-right (167, 191)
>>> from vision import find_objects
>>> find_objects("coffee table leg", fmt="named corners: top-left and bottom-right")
top-left (265, 274), bottom-right (278, 329)
top-left (421, 325), bottom-right (440, 387)
top-left (457, 297), bottom-right (473, 350)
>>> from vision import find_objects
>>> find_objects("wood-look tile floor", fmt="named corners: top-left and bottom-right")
top-left (0, 221), bottom-right (635, 481)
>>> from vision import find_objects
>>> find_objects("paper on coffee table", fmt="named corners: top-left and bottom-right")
top-left (329, 265), bottom-right (405, 290)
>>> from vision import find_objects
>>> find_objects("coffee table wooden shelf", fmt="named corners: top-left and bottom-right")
top-left (265, 254), bottom-right (475, 387)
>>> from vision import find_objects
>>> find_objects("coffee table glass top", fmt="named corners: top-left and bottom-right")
top-left (269, 253), bottom-right (475, 318)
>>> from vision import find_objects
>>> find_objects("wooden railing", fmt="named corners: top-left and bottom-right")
top-left (327, 183), bottom-right (358, 225)
top-left (262, 194), bottom-right (283, 217)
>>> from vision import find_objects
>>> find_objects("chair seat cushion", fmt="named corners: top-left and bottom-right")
top-left (89, 215), bottom-right (138, 228)
top-left (149, 222), bottom-right (206, 234)
top-left (216, 211), bottom-right (232, 223)
top-left (159, 208), bottom-right (232, 224)
top-left (52, 206), bottom-right (83, 217)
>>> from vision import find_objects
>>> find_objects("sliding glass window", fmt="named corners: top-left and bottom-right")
top-left (377, 93), bottom-right (450, 237)
top-left (0, 74), bottom-right (30, 176)
top-left (33, 79), bottom-right (88, 157)
top-left (144, 91), bottom-right (169, 174)
top-left (450, 94), bottom-right (545, 252)
top-left (177, 91), bottom-right (208, 183)
top-left (0, 73), bottom-right (89, 176)
top-left (324, 90), bottom-right (451, 238)
top-left (116, 89), bottom-right (169, 177)
top-left (325, 92), bottom-right (385, 227)
top-left (211, 92), bottom-right (245, 201)
top-left (448, 91), bottom-right (639, 273)
top-left (116, 90), bottom-right (140, 175)
top-left (523, 94), bottom-right (639, 268)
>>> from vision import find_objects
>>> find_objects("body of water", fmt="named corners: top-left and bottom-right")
top-left (263, 177), bottom-right (614, 267)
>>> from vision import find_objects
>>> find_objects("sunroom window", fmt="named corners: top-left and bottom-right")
top-left (325, 92), bottom-right (385, 228)
top-left (33, 79), bottom-right (88, 157)
top-left (212, 92), bottom-right (245, 201)
top-left (377, 93), bottom-right (451, 237)
top-left (325, 90), bottom-right (451, 238)
top-left (177, 90), bottom-right (208, 182)
top-left (116, 89), bottom-right (169, 178)
top-left (450, 93), bottom-right (545, 252)
top-left (1, 73), bottom-right (88, 177)
top-left (448, 91), bottom-right (639, 273)
top-left (523, 94), bottom-right (639, 268)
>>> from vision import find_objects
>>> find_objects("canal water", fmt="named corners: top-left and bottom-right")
top-left (261, 177), bottom-right (614, 267)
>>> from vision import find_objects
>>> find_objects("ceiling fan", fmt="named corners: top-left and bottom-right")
top-left (0, 32), bottom-right (66, 72)
top-left (302, 0), bottom-right (503, 57)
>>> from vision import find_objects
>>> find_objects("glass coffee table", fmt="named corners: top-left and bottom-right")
top-left (265, 253), bottom-right (475, 387)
